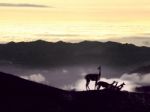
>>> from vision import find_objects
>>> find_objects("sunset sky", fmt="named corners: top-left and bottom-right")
top-left (0, 0), bottom-right (150, 46)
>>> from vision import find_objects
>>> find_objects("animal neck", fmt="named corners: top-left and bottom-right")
top-left (111, 81), bottom-right (115, 85)
top-left (119, 84), bottom-right (122, 87)
top-left (98, 69), bottom-right (101, 77)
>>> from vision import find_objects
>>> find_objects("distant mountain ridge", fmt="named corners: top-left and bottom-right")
top-left (0, 40), bottom-right (150, 70)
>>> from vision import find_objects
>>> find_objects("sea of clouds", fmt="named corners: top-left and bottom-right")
top-left (19, 69), bottom-right (150, 92)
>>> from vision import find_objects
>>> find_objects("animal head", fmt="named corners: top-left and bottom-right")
top-left (97, 66), bottom-right (101, 70)
top-left (122, 82), bottom-right (125, 86)
top-left (112, 81), bottom-right (116, 84)
top-left (119, 82), bottom-right (125, 87)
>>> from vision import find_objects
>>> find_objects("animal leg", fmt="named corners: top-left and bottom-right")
top-left (86, 80), bottom-right (90, 90)
top-left (95, 81), bottom-right (98, 90)
top-left (97, 85), bottom-right (101, 90)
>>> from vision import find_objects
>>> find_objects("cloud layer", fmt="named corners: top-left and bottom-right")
top-left (63, 73), bottom-right (150, 92)
top-left (20, 73), bottom-right (47, 83)
top-left (0, 3), bottom-right (49, 8)
top-left (121, 73), bottom-right (150, 85)
top-left (37, 34), bottom-right (82, 37)
top-left (63, 77), bottom-right (137, 92)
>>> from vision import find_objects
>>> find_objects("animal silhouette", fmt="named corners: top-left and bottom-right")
top-left (116, 82), bottom-right (125, 91)
top-left (85, 66), bottom-right (101, 90)
top-left (96, 81), bottom-right (116, 90)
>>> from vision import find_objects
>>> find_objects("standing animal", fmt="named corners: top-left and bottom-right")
top-left (96, 81), bottom-right (116, 90)
top-left (85, 66), bottom-right (101, 90)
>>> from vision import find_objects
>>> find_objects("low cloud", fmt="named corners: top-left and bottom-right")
top-left (20, 73), bottom-right (47, 83)
top-left (63, 72), bottom-right (150, 92)
top-left (0, 3), bottom-right (50, 8)
top-left (104, 36), bottom-right (150, 47)
top-left (63, 77), bottom-right (138, 92)
top-left (62, 69), bottom-right (69, 74)
top-left (121, 73), bottom-right (150, 85)
top-left (36, 34), bottom-right (82, 37)
top-left (143, 41), bottom-right (150, 46)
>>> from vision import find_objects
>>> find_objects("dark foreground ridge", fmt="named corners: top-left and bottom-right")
top-left (0, 72), bottom-right (150, 112)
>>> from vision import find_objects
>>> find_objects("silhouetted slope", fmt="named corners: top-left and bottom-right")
top-left (0, 71), bottom-right (65, 95)
top-left (0, 71), bottom-right (68, 112)
top-left (0, 71), bottom-right (150, 112)
top-left (0, 40), bottom-right (150, 68)
top-left (136, 86), bottom-right (150, 93)
top-left (69, 90), bottom-right (150, 112)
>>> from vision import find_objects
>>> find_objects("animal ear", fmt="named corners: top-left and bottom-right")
top-left (98, 66), bottom-right (101, 68)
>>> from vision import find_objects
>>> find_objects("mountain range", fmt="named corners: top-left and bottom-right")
top-left (0, 40), bottom-right (150, 76)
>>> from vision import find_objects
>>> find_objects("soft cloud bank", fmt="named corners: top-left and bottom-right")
top-left (20, 73), bottom-right (46, 83)
top-left (63, 73), bottom-right (150, 92)
top-left (121, 73), bottom-right (150, 85)
top-left (63, 78), bottom-right (137, 92)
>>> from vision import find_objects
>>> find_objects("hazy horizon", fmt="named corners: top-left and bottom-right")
top-left (0, 0), bottom-right (150, 47)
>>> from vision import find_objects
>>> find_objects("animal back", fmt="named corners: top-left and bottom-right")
top-left (85, 74), bottom-right (99, 81)
top-left (97, 81), bottom-right (109, 87)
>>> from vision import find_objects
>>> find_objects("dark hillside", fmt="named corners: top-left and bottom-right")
top-left (0, 71), bottom-right (150, 112)
top-left (69, 90), bottom-right (150, 112)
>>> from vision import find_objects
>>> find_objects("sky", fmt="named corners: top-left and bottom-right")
top-left (0, 0), bottom-right (150, 46)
